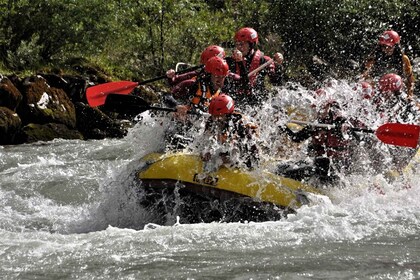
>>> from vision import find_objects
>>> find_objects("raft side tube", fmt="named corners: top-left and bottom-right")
top-left (136, 153), bottom-right (320, 208)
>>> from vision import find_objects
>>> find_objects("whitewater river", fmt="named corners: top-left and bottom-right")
top-left (1, 84), bottom-right (420, 279)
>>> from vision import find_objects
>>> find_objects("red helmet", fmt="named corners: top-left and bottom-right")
top-left (379, 30), bottom-right (400, 47)
top-left (205, 56), bottom-right (229, 76)
top-left (234, 27), bottom-right (258, 44)
top-left (209, 94), bottom-right (235, 116)
top-left (200, 45), bottom-right (226, 65)
top-left (378, 73), bottom-right (402, 92)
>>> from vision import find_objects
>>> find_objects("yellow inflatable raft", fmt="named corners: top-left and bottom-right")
top-left (135, 152), bottom-right (321, 223)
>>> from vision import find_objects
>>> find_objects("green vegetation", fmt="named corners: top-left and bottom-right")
top-left (0, 0), bottom-right (419, 81)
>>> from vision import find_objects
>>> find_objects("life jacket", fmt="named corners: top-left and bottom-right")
top-left (205, 112), bottom-right (258, 144)
top-left (367, 47), bottom-right (415, 94)
top-left (191, 79), bottom-right (220, 109)
top-left (370, 51), bottom-right (403, 78)
top-left (223, 113), bottom-right (258, 142)
top-left (205, 112), bottom-right (259, 169)
top-left (402, 54), bottom-right (416, 97)
top-left (236, 50), bottom-right (263, 87)
top-left (309, 120), bottom-right (351, 159)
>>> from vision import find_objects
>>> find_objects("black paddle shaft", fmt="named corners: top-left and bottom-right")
top-left (138, 65), bottom-right (203, 85)
top-left (104, 93), bottom-right (176, 115)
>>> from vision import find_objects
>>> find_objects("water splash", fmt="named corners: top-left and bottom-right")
top-left (1, 80), bottom-right (419, 235)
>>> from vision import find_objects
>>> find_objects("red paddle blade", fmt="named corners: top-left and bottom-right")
top-left (86, 81), bottom-right (138, 107)
top-left (375, 123), bottom-right (420, 148)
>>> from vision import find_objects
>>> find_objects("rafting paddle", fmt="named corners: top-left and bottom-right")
top-left (86, 65), bottom-right (203, 107)
top-left (247, 58), bottom-right (274, 77)
top-left (288, 120), bottom-right (420, 148)
top-left (102, 93), bottom-right (209, 119)
top-left (103, 93), bottom-right (177, 116)
top-left (86, 56), bottom-right (276, 108)
top-left (374, 123), bottom-right (420, 148)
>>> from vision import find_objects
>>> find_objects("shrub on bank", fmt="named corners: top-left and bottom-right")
top-left (0, 0), bottom-right (418, 81)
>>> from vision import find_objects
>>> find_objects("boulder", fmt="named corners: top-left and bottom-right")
top-left (0, 76), bottom-right (23, 111)
top-left (17, 75), bottom-right (77, 128)
top-left (0, 71), bottom-right (145, 145)
top-left (18, 123), bottom-right (83, 143)
top-left (0, 106), bottom-right (22, 145)
top-left (74, 102), bottom-right (128, 139)
top-left (39, 73), bottom-right (89, 103)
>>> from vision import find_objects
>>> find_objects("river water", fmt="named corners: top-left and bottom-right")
top-left (1, 84), bottom-right (420, 279)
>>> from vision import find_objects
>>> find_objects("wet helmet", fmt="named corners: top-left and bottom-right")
top-left (205, 56), bottom-right (229, 76)
top-left (379, 30), bottom-right (400, 47)
top-left (209, 94), bottom-right (235, 116)
top-left (200, 45), bottom-right (226, 65)
top-left (378, 73), bottom-right (402, 92)
top-left (234, 27), bottom-right (258, 44)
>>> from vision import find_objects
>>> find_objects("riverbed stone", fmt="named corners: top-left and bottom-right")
top-left (74, 102), bottom-right (128, 139)
top-left (17, 75), bottom-right (77, 128)
top-left (0, 106), bottom-right (22, 144)
top-left (39, 73), bottom-right (89, 103)
top-left (0, 76), bottom-right (23, 111)
top-left (19, 123), bottom-right (83, 143)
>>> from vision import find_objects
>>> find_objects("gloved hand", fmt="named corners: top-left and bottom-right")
top-left (162, 93), bottom-right (178, 108)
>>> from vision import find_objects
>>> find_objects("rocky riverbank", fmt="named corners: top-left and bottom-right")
top-left (2, 56), bottom-right (418, 146)
top-left (0, 71), bottom-right (159, 145)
